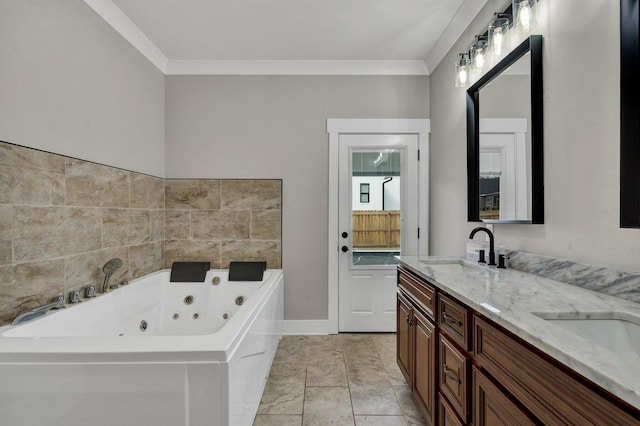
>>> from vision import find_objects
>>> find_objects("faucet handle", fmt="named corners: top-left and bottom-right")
top-left (497, 254), bottom-right (510, 269)
top-left (477, 249), bottom-right (486, 263)
top-left (69, 290), bottom-right (82, 304)
top-left (52, 295), bottom-right (65, 308)
top-left (85, 285), bottom-right (96, 298)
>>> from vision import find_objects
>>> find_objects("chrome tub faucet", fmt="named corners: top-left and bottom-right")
top-left (12, 295), bottom-right (65, 325)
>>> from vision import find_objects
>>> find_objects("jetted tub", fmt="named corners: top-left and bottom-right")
top-left (0, 269), bottom-right (284, 426)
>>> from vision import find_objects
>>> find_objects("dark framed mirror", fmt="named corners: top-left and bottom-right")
top-left (620, 0), bottom-right (640, 228)
top-left (467, 35), bottom-right (544, 224)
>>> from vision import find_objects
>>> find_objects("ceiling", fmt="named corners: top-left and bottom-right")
top-left (83, 0), bottom-right (488, 75)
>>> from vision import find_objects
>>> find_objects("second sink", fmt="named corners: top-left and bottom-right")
top-left (534, 312), bottom-right (640, 364)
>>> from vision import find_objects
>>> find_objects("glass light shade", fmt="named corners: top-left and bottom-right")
top-left (470, 39), bottom-right (488, 71)
top-left (512, 0), bottom-right (537, 34)
top-left (454, 55), bottom-right (469, 88)
top-left (488, 17), bottom-right (510, 56)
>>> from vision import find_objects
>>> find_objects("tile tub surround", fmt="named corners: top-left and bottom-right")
top-left (398, 256), bottom-right (640, 409)
top-left (0, 141), bottom-right (283, 326)
top-left (164, 179), bottom-right (282, 269)
top-left (0, 142), bottom-right (165, 326)
top-left (465, 243), bottom-right (640, 303)
top-left (253, 334), bottom-right (427, 426)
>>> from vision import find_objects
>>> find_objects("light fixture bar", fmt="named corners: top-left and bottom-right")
top-left (453, 0), bottom-right (540, 87)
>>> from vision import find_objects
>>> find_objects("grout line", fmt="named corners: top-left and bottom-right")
top-left (343, 336), bottom-right (357, 426)
top-left (301, 336), bottom-right (308, 423)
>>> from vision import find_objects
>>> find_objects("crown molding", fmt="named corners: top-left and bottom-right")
top-left (83, 0), bottom-right (168, 72)
top-left (424, 0), bottom-right (489, 74)
top-left (85, 0), bottom-right (491, 76)
top-left (83, 1), bottom-right (428, 76)
top-left (165, 60), bottom-right (428, 76)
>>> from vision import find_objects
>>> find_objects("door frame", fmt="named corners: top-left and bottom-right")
top-left (327, 118), bottom-right (430, 334)
top-left (480, 118), bottom-right (528, 220)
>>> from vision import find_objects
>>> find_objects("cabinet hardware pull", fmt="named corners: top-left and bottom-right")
top-left (442, 312), bottom-right (462, 327)
top-left (443, 365), bottom-right (462, 384)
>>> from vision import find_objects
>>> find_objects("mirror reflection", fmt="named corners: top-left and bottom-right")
top-left (479, 52), bottom-right (531, 221)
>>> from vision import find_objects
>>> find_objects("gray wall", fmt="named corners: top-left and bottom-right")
top-left (165, 75), bottom-right (430, 320)
top-left (430, 0), bottom-right (640, 271)
top-left (0, 0), bottom-right (165, 177)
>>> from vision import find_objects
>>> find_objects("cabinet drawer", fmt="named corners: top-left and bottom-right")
top-left (398, 268), bottom-right (436, 320)
top-left (439, 334), bottom-right (469, 423)
top-left (438, 293), bottom-right (469, 349)
top-left (473, 315), bottom-right (640, 426)
top-left (439, 394), bottom-right (465, 426)
top-left (473, 367), bottom-right (536, 426)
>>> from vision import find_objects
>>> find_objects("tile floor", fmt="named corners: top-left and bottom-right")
top-left (253, 333), bottom-right (427, 426)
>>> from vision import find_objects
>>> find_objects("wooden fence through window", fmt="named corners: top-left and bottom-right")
top-left (352, 210), bottom-right (400, 249)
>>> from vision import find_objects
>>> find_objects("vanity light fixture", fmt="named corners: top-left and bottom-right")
top-left (513, 0), bottom-right (537, 34)
top-left (470, 37), bottom-right (488, 72)
top-left (455, 53), bottom-right (470, 88)
top-left (488, 15), bottom-right (511, 56)
top-left (453, 0), bottom-right (540, 88)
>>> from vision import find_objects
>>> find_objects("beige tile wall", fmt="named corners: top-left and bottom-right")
top-left (164, 179), bottom-right (282, 270)
top-left (0, 142), bottom-right (164, 326)
top-left (0, 142), bottom-right (282, 326)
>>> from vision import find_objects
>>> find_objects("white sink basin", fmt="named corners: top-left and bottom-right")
top-left (419, 258), bottom-right (465, 266)
top-left (534, 313), bottom-right (640, 364)
top-left (419, 258), bottom-right (489, 270)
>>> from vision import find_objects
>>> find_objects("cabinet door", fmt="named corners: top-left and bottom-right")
top-left (473, 367), bottom-right (535, 426)
top-left (397, 291), bottom-right (413, 384)
top-left (414, 310), bottom-right (437, 426)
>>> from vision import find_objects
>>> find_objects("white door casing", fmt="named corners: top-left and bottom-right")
top-left (479, 118), bottom-right (528, 220)
top-left (327, 119), bottom-right (430, 334)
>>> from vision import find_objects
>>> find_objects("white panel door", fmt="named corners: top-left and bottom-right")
top-left (338, 134), bottom-right (419, 332)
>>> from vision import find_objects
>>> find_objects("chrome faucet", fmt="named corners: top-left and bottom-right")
top-left (469, 227), bottom-right (496, 266)
top-left (102, 258), bottom-right (123, 293)
top-left (11, 295), bottom-right (65, 325)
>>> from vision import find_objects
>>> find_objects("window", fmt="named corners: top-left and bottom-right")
top-left (360, 183), bottom-right (370, 203)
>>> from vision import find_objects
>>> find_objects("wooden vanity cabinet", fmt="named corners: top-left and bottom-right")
top-left (437, 292), bottom-right (471, 424)
top-left (414, 308), bottom-right (437, 420)
top-left (438, 333), bottom-right (469, 423)
top-left (397, 268), bottom-right (437, 425)
top-left (439, 396), bottom-right (465, 426)
top-left (472, 366), bottom-right (536, 426)
top-left (397, 265), bottom-right (640, 426)
top-left (473, 315), bottom-right (640, 425)
top-left (397, 291), bottom-right (413, 383)
top-left (438, 293), bottom-right (469, 349)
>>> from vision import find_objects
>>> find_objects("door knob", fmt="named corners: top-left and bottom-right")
top-left (341, 232), bottom-right (348, 238)
top-left (341, 246), bottom-right (349, 252)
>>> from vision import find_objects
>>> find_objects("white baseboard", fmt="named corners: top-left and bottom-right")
top-left (284, 320), bottom-right (334, 335)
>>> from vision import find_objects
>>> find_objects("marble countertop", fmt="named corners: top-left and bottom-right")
top-left (397, 255), bottom-right (640, 409)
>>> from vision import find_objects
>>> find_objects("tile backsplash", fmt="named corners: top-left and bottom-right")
top-left (0, 141), bottom-right (282, 326)
top-left (164, 179), bottom-right (282, 270)
top-left (466, 242), bottom-right (640, 304)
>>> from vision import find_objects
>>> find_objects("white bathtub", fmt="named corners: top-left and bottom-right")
top-left (0, 269), bottom-right (284, 426)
